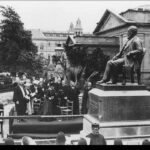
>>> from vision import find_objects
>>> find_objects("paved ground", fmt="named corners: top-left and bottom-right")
top-left (0, 92), bottom-right (14, 142)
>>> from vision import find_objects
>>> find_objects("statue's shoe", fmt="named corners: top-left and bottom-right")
top-left (98, 80), bottom-right (106, 84)
top-left (106, 80), bottom-right (117, 84)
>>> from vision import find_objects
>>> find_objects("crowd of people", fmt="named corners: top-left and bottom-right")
top-left (3, 123), bottom-right (150, 145)
top-left (12, 72), bottom-right (92, 121)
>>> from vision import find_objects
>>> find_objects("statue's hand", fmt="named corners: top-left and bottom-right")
top-left (112, 56), bottom-right (117, 61)
top-left (126, 52), bottom-right (131, 58)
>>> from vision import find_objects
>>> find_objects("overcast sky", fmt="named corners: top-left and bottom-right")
top-left (0, 1), bottom-right (150, 33)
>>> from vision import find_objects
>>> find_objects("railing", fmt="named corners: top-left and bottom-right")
top-left (1, 114), bottom-right (150, 144)
top-left (0, 114), bottom-right (83, 119)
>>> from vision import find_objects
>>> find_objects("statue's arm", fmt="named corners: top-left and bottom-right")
top-left (112, 51), bottom-right (122, 60)
top-left (127, 40), bottom-right (143, 57)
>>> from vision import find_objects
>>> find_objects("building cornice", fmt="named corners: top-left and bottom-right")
top-left (32, 38), bottom-right (67, 41)
top-left (70, 43), bottom-right (119, 47)
top-left (94, 22), bottom-right (150, 35)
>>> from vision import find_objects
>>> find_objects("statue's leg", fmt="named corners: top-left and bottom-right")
top-left (111, 65), bottom-right (118, 84)
top-left (101, 60), bottom-right (113, 82)
top-left (130, 67), bottom-right (134, 83)
top-left (136, 69), bottom-right (141, 85)
top-left (100, 59), bottom-right (125, 84)
top-left (110, 58), bottom-right (125, 84)
top-left (122, 65), bottom-right (126, 86)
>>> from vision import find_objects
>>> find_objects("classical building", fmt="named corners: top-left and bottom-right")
top-left (66, 35), bottom-right (119, 59)
top-left (93, 6), bottom-right (150, 85)
top-left (31, 29), bottom-right (70, 61)
top-left (31, 18), bottom-right (86, 63)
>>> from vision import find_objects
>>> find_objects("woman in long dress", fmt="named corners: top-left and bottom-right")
top-left (24, 82), bottom-right (32, 115)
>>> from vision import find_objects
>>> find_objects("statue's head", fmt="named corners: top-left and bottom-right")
top-left (127, 26), bottom-right (138, 40)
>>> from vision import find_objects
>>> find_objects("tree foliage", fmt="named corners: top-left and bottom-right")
top-left (65, 44), bottom-right (109, 83)
top-left (0, 6), bottom-right (43, 75)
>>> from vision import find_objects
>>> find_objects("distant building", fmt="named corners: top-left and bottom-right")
top-left (31, 18), bottom-right (88, 63)
top-left (93, 6), bottom-right (150, 85)
top-left (66, 35), bottom-right (119, 59)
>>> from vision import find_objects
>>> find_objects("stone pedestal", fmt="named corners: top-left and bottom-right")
top-left (82, 82), bottom-right (150, 140)
top-left (89, 83), bottom-right (150, 121)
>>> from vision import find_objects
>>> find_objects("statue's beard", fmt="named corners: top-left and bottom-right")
top-left (127, 33), bottom-right (136, 40)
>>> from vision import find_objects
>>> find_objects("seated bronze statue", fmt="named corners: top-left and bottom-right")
top-left (122, 48), bottom-right (146, 85)
top-left (99, 25), bottom-right (144, 85)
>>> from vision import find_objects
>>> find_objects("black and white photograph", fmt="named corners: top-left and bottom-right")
top-left (0, 0), bottom-right (150, 145)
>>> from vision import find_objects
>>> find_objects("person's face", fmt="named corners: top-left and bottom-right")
top-left (87, 83), bottom-right (92, 89)
top-left (50, 86), bottom-right (54, 89)
top-left (19, 80), bottom-right (24, 86)
top-left (58, 81), bottom-right (61, 84)
top-left (71, 85), bottom-right (75, 89)
top-left (92, 127), bottom-right (99, 135)
top-left (62, 81), bottom-right (65, 86)
top-left (22, 75), bottom-right (26, 80)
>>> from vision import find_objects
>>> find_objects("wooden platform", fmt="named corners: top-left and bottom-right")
top-left (9, 117), bottom-right (83, 139)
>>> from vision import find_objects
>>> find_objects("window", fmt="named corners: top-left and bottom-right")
top-left (40, 43), bottom-right (44, 50)
top-left (57, 44), bottom-right (61, 47)
top-left (48, 42), bottom-right (51, 46)
top-left (55, 41), bottom-right (62, 47)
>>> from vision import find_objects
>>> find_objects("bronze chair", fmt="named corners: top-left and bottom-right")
top-left (122, 48), bottom-right (146, 85)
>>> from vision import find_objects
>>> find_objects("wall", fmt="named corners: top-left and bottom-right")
top-left (121, 10), bottom-right (150, 23)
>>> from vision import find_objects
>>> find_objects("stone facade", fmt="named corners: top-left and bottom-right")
top-left (31, 18), bottom-right (86, 63)
top-left (31, 29), bottom-right (71, 62)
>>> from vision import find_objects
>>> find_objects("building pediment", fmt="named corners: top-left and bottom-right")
top-left (93, 9), bottom-right (129, 34)
top-left (66, 35), bottom-right (76, 46)
top-left (100, 14), bottom-right (125, 31)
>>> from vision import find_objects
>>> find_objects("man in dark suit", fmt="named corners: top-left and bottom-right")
top-left (99, 26), bottom-right (144, 84)
top-left (13, 79), bottom-right (29, 121)
top-left (81, 82), bottom-right (92, 114)
top-left (86, 123), bottom-right (106, 145)
top-left (68, 81), bottom-right (80, 115)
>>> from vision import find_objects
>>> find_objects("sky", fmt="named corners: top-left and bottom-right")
top-left (0, 1), bottom-right (150, 33)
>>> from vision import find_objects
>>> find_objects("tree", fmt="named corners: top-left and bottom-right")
top-left (0, 6), bottom-right (43, 75)
top-left (65, 44), bottom-right (109, 84)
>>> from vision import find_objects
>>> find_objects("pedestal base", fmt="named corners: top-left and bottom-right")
top-left (88, 83), bottom-right (150, 121)
top-left (82, 83), bottom-right (150, 144)
top-left (82, 114), bottom-right (150, 144)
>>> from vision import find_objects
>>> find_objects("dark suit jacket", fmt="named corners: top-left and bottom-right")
top-left (13, 85), bottom-right (28, 115)
top-left (86, 133), bottom-right (106, 145)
